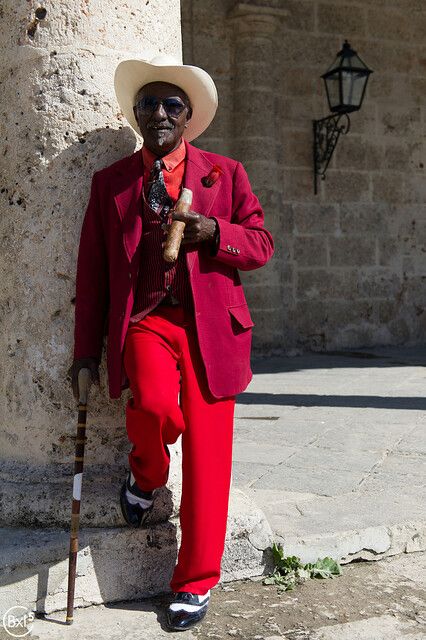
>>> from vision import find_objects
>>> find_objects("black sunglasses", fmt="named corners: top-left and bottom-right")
top-left (134, 96), bottom-right (188, 118)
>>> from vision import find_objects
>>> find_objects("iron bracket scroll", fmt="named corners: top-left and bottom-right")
top-left (313, 113), bottom-right (350, 194)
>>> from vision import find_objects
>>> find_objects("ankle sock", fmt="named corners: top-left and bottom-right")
top-left (125, 471), bottom-right (154, 509)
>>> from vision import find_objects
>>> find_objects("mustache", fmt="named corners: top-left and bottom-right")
top-left (147, 124), bottom-right (174, 130)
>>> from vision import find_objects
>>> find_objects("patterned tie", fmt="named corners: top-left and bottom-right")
top-left (147, 158), bottom-right (173, 222)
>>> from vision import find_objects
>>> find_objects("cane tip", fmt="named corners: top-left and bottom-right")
top-left (65, 617), bottom-right (73, 625)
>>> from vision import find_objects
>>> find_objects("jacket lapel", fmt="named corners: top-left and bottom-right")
top-left (113, 149), bottom-right (144, 263)
top-left (183, 141), bottom-right (221, 274)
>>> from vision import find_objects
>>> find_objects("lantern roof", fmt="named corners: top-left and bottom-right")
top-left (322, 40), bottom-right (373, 79)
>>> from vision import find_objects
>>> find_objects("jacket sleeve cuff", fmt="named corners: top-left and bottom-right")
top-left (208, 216), bottom-right (220, 257)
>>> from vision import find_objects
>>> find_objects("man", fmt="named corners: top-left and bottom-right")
top-left (71, 55), bottom-right (274, 632)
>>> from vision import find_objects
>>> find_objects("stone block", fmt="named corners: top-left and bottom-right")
top-left (384, 142), bottom-right (410, 171)
top-left (284, 68), bottom-right (317, 97)
top-left (280, 96), bottom-right (317, 132)
top-left (275, 202), bottom-right (295, 234)
top-left (333, 135), bottom-right (383, 172)
top-left (323, 171), bottom-right (371, 203)
top-left (296, 268), bottom-right (358, 301)
top-left (378, 105), bottom-right (421, 138)
top-left (405, 173), bottom-right (426, 204)
top-left (317, 3), bottom-right (367, 37)
top-left (410, 76), bottom-right (426, 103)
top-left (357, 268), bottom-right (402, 298)
top-left (250, 308), bottom-right (286, 348)
top-left (293, 203), bottom-right (339, 235)
top-left (376, 300), bottom-right (398, 323)
top-left (243, 283), bottom-right (283, 309)
top-left (378, 237), bottom-right (402, 268)
top-left (242, 160), bottom-right (279, 191)
top-left (282, 129), bottom-right (312, 168)
top-left (388, 317), bottom-right (411, 342)
top-left (366, 8), bottom-right (411, 41)
top-left (283, 0), bottom-right (315, 31)
top-left (233, 60), bottom-right (271, 90)
top-left (329, 236), bottom-right (376, 267)
top-left (293, 236), bottom-right (328, 267)
top-left (339, 203), bottom-right (388, 235)
top-left (282, 168), bottom-right (317, 202)
top-left (234, 37), bottom-right (276, 69)
top-left (372, 173), bottom-right (405, 203)
top-left (365, 41), bottom-right (415, 74)
top-left (233, 139), bottom-right (280, 164)
top-left (368, 73), bottom-right (410, 101)
top-left (279, 31), bottom-right (340, 68)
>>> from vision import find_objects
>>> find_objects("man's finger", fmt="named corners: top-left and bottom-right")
top-left (171, 210), bottom-right (200, 223)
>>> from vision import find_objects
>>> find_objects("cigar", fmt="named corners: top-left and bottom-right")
top-left (163, 188), bottom-right (193, 263)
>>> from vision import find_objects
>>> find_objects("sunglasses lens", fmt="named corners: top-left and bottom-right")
top-left (135, 97), bottom-right (187, 117)
top-left (164, 98), bottom-right (186, 117)
top-left (136, 96), bottom-right (158, 113)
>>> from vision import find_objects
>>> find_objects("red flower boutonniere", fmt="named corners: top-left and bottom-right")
top-left (201, 164), bottom-right (223, 187)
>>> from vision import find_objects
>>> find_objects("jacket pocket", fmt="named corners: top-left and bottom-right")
top-left (227, 303), bottom-right (255, 329)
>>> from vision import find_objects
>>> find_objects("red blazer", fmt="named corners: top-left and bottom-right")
top-left (73, 140), bottom-right (274, 399)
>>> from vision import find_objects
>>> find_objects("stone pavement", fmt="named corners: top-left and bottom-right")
top-left (23, 549), bottom-right (426, 639)
top-left (232, 345), bottom-right (426, 564)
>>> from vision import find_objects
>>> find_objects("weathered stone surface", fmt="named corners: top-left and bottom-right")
top-left (0, 1), bottom-right (181, 524)
top-left (329, 237), bottom-right (376, 267)
top-left (293, 236), bottom-right (328, 267)
top-left (0, 486), bottom-right (273, 615)
top-left (181, 0), bottom-right (426, 354)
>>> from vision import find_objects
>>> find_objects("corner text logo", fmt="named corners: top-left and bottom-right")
top-left (2, 606), bottom-right (35, 638)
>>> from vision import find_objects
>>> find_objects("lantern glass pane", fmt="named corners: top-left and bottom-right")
top-left (325, 73), bottom-right (341, 110)
top-left (341, 70), bottom-right (367, 107)
top-left (343, 52), bottom-right (366, 70)
top-left (326, 56), bottom-right (343, 73)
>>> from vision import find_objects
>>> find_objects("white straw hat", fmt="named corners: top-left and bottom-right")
top-left (114, 54), bottom-right (218, 142)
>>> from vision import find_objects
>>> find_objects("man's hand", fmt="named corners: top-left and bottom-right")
top-left (162, 210), bottom-right (217, 245)
top-left (69, 357), bottom-right (100, 401)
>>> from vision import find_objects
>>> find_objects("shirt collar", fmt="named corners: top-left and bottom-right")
top-left (142, 138), bottom-right (186, 173)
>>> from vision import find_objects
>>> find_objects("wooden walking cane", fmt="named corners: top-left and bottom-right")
top-left (66, 367), bottom-right (91, 625)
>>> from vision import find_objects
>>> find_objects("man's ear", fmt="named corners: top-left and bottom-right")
top-left (186, 106), bottom-right (193, 121)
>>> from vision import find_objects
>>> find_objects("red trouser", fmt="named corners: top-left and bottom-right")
top-left (123, 304), bottom-right (236, 594)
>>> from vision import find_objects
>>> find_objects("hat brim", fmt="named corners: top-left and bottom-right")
top-left (114, 59), bottom-right (218, 142)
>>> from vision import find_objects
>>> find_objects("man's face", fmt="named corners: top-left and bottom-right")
top-left (133, 81), bottom-right (192, 156)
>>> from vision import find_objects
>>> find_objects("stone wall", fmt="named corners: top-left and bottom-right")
top-left (181, 0), bottom-right (426, 352)
top-left (0, 0), bottom-right (181, 526)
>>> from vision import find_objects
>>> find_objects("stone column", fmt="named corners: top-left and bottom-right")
top-left (0, 0), bottom-right (182, 529)
top-left (228, 2), bottom-right (287, 352)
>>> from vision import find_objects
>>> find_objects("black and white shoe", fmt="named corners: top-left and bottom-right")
top-left (166, 590), bottom-right (210, 631)
top-left (119, 470), bottom-right (155, 528)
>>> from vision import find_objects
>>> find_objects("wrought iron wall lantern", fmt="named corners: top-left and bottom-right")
top-left (313, 40), bottom-right (373, 194)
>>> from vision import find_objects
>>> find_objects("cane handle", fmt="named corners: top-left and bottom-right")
top-left (163, 188), bottom-right (193, 263)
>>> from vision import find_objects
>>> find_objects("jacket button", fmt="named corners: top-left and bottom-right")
top-left (128, 272), bottom-right (132, 279)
